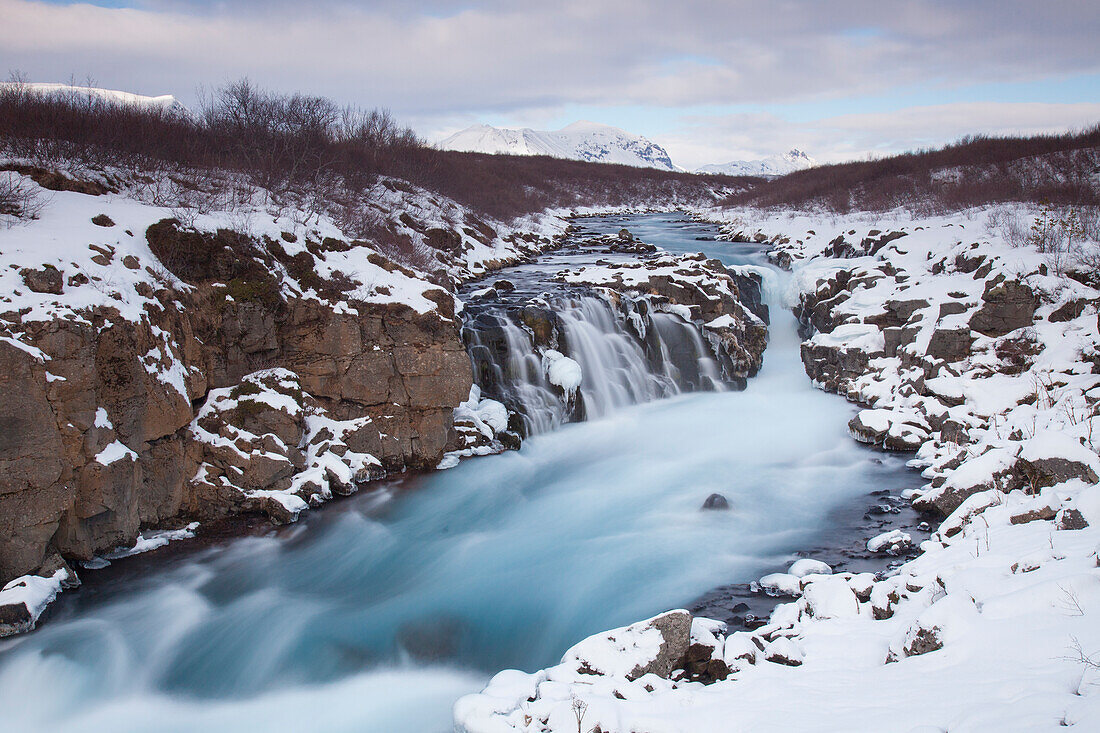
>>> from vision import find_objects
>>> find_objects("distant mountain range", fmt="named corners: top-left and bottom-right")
top-left (696, 149), bottom-right (816, 177)
top-left (438, 121), bottom-right (678, 171)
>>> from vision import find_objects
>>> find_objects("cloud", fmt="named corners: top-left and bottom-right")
top-left (1, 0), bottom-right (1097, 165)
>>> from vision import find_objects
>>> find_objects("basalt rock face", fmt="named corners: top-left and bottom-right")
top-left (0, 306), bottom-right (198, 580)
top-left (0, 241), bottom-right (471, 584)
top-left (184, 290), bottom-right (471, 472)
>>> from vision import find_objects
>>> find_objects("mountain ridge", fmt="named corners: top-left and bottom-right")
top-left (439, 121), bottom-right (678, 171)
top-left (697, 149), bottom-right (816, 177)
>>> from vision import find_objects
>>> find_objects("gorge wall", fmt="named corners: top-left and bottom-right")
top-left (1, 226), bottom-right (474, 586)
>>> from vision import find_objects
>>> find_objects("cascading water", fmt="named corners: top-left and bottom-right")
top-left (464, 293), bottom-right (726, 436)
top-left (0, 213), bottom-right (925, 733)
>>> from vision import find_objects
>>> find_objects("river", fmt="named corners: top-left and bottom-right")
top-left (0, 213), bottom-right (920, 732)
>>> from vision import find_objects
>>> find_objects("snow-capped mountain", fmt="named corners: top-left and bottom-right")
top-left (697, 149), bottom-right (816, 177)
top-left (1, 82), bottom-right (190, 116)
top-left (439, 121), bottom-right (678, 171)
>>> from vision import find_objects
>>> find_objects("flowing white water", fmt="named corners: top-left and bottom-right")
top-left (465, 291), bottom-right (724, 435)
top-left (0, 214), bottom-right (918, 733)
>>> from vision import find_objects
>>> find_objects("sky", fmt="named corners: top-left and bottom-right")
top-left (2, 0), bottom-right (1098, 169)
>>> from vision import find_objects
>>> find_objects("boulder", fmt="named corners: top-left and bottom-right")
top-left (914, 446), bottom-right (1023, 516)
top-left (867, 529), bottom-right (912, 554)
top-left (788, 558), bottom-right (832, 577)
top-left (848, 409), bottom-right (929, 451)
top-left (701, 493), bottom-right (730, 510)
top-left (902, 625), bottom-right (943, 657)
top-left (1057, 508), bottom-right (1089, 530)
top-left (1049, 299), bottom-right (1088, 323)
top-left (926, 328), bottom-right (973, 362)
top-left (563, 610), bottom-right (692, 681)
top-left (865, 299), bottom-right (929, 328)
top-left (883, 326), bottom-right (919, 357)
top-left (969, 279), bottom-right (1038, 336)
top-left (20, 266), bottom-right (63, 295)
top-left (763, 637), bottom-right (804, 666)
top-left (1017, 430), bottom-right (1100, 490)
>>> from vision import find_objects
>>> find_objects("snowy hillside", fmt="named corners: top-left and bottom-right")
top-left (1, 82), bottom-right (190, 116)
top-left (438, 121), bottom-right (678, 171)
top-left (456, 204), bottom-right (1100, 733)
top-left (698, 149), bottom-right (816, 178)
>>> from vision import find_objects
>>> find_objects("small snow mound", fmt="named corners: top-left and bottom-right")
top-left (542, 349), bottom-right (582, 395)
top-left (94, 440), bottom-right (138, 466)
top-left (867, 529), bottom-right (912, 554)
top-left (789, 558), bottom-right (832, 578)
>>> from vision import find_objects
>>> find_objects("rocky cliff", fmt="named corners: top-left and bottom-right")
top-left (0, 170), bottom-right (519, 618)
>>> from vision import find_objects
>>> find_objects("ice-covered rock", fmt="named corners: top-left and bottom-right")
top-left (867, 529), bottom-right (913, 554)
top-left (0, 568), bottom-right (69, 637)
top-left (541, 349), bottom-right (582, 397)
top-left (562, 609), bottom-right (692, 681)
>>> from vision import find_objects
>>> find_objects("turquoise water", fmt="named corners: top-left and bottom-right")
top-left (0, 213), bottom-right (916, 732)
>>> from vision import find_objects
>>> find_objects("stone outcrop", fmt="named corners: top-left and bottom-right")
top-left (969, 278), bottom-right (1038, 336)
top-left (0, 228), bottom-right (472, 586)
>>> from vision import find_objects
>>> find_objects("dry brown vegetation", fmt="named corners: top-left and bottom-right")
top-left (724, 127), bottom-right (1100, 214)
top-left (0, 78), bottom-right (751, 223)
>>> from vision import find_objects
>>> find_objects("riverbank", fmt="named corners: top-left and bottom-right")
top-left (455, 206), bottom-right (1100, 733)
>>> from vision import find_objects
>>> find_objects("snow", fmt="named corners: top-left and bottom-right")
top-left (439, 121), bottom-right (679, 171)
top-left (95, 522), bottom-right (200, 565)
top-left (2, 82), bottom-right (189, 116)
top-left (456, 202), bottom-right (1100, 733)
top-left (0, 569), bottom-right (69, 635)
top-left (94, 440), bottom-right (138, 466)
top-left (788, 558), bottom-right (832, 578)
top-left (93, 407), bottom-right (112, 429)
top-left (542, 349), bottom-right (582, 395)
top-left (697, 149), bottom-right (816, 178)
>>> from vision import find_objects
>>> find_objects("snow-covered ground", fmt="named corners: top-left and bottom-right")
top-left (456, 204), bottom-right (1100, 732)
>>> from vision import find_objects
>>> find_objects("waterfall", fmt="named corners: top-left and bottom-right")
top-left (464, 294), bottom-right (726, 436)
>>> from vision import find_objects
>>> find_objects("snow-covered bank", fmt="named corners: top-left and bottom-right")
top-left (455, 205), bottom-right (1100, 732)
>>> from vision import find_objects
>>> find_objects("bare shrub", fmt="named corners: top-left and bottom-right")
top-left (726, 126), bottom-right (1100, 213)
top-left (0, 76), bottom-right (751, 238)
top-left (986, 207), bottom-right (1029, 247)
top-left (0, 171), bottom-right (45, 224)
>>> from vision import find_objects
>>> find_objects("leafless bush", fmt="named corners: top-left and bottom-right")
top-left (726, 126), bottom-right (1100, 213)
top-left (0, 170), bottom-right (45, 224)
top-left (0, 75), bottom-right (748, 231)
top-left (986, 208), bottom-right (1029, 247)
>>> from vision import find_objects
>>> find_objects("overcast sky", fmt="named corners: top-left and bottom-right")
top-left (3, 0), bottom-right (1099, 169)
